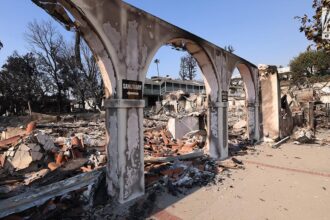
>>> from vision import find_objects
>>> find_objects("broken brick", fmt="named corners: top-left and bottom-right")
top-left (55, 152), bottom-right (64, 165)
top-left (71, 136), bottom-right (82, 148)
top-left (0, 154), bottom-right (5, 167)
top-left (26, 121), bottom-right (36, 134)
top-left (179, 141), bottom-right (198, 153)
top-left (0, 135), bottom-right (23, 149)
top-left (48, 162), bottom-right (60, 171)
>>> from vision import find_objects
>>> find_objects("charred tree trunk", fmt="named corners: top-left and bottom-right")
top-left (57, 87), bottom-right (62, 114)
top-left (75, 31), bottom-right (82, 70)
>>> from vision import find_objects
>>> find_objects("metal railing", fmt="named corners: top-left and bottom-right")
top-left (144, 83), bottom-right (206, 96)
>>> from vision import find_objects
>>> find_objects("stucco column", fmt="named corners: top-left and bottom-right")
top-left (254, 102), bottom-right (261, 141)
top-left (218, 101), bottom-right (229, 160)
top-left (104, 99), bottom-right (145, 203)
top-left (209, 101), bottom-right (228, 160)
top-left (208, 102), bottom-right (219, 158)
top-left (247, 102), bottom-right (256, 141)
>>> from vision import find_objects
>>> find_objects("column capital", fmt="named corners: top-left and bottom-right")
top-left (104, 99), bottom-right (145, 108)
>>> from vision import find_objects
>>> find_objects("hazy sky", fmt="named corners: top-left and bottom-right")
top-left (0, 1), bottom-right (313, 79)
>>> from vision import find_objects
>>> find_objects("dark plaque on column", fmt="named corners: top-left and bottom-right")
top-left (222, 91), bottom-right (228, 102)
top-left (122, 79), bottom-right (143, 99)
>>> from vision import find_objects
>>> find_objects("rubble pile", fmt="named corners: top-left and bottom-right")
top-left (229, 119), bottom-right (247, 139)
top-left (0, 113), bottom-right (246, 219)
top-left (143, 101), bottom-right (246, 199)
top-left (227, 96), bottom-right (248, 142)
top-left (90, 156), bottom-right (245, 219)
top-left (228, 139), bottom-right (252, 157)
top-left (314, 104), bottom-right (330, 129)
top-left (144, 127), bottom-right (206, 158)
top-left (282, 88), bottom-right (330, 129)
top-left (145, 90), bottom-right (207, 122)
top-left (142, 90), bottom-right (248, 197)
top-left (0, 168), bottom-right (105, 219)
top-left (0, 119), bottom-right (107, 200)
top-left (293, 128), bottom-right (315, 144)
top-left (228, 105), bottom-right (246, 130)
top-left (282, 89), bottom-right (329, 143)
top-left (146, 157), bottom-right (244, 190)
top-left (161, 91), bottom-right (207, 114)
top-left (0, 90), bottom-right (250, 219)
top-left (143, 118), bottom-right (167, 128)
top-left (145, 156), bottom-right (216, 191)
top-left (122, 157), bottom-right (244, 219)
top-left (228, 77), bottom-right (247, 136)
top-left (143, 91), bottom-right (208, 159)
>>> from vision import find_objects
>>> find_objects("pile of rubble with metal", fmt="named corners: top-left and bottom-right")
top-left (142, 90), bottom-right (247, 204)
top-left (88, 155), bottom-right (245, 219)
top-left (0, 91), bottom-right (248, 219)
top-left (143, 90), bottom-right (220, 193)
top-left (278, 89), bottom-right (329, 145)
top-left (145, 90), bottom-right (207, 122)
top-left (0, 120), bottom-right (106, 176)
top-left (0, 116), bottom-right (107, 219)
top-left (314, 103), bottom-right (330, 129)
top-left (143, 126), bottom-right (211, 190)
top-left (291, 127), bottom-right (315, 144)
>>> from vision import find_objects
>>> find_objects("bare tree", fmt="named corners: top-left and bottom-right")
top-left (0, 40), bottom-right (3, 50)
top-left (80, 40), bottom-right (104, 110)
top-left (62, 35), bottom-right (104, 111)
top-left (179, 54), bottom-right (197, 80)
top-left (179, 56), bottom-right (188, 80)
top-left (25, 20), bottom-right (66, 113)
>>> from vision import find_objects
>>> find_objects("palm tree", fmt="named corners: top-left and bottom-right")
top-left (154, 59), bottom-right (160, 77)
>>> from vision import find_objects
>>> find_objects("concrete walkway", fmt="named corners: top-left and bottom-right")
top-left (151, 138), bottom-right (330, 220)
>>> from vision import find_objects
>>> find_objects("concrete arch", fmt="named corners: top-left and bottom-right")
top-left (32, 0), bottom-right (260, 203)
top-left (229, 62), bottom-right (256, 103)
top-left (141, 37), bottom-right (221, 160)
top-left (35, 0), bottom-right (120, 98)
top-left (228, 61), bottom-right (260, 141)
top-left (141, 37), bottom-right (220, 102)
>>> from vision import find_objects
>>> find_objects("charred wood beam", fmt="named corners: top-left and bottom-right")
top-left (144, 149), bottom-right (204, 163)
top-left (0, 168), bottom-right (104, 218)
